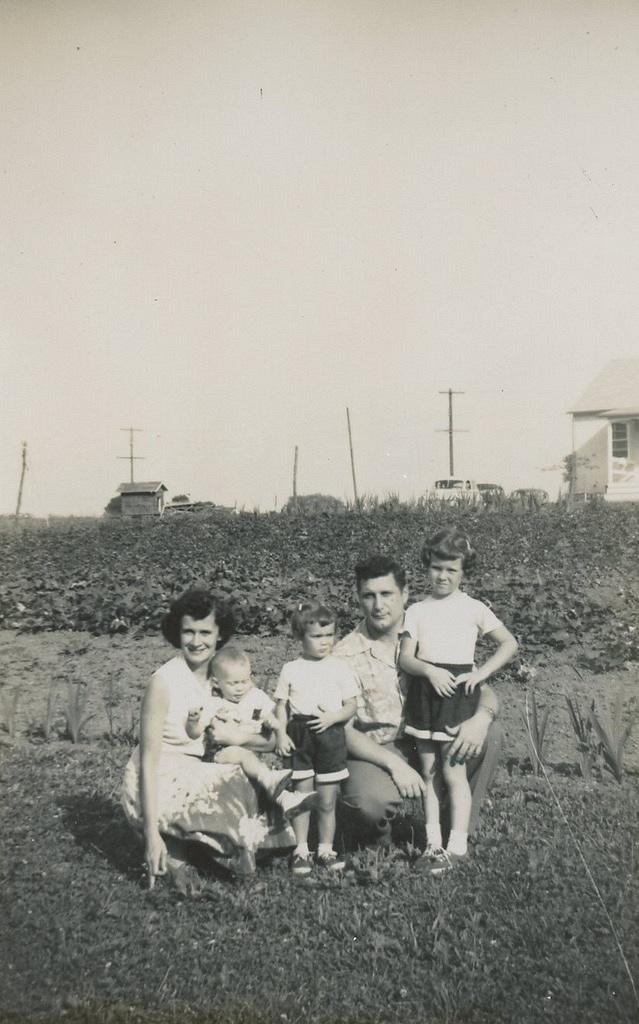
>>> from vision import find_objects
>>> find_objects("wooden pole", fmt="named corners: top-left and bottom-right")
top-left (346, 407), bottom-right (359, 505)
top-left (15, 442), bottom-right (27, 521)
top-left (447, 389), bottom-right (454, 475)
top-left (292, 446), bottom-right (299, 510)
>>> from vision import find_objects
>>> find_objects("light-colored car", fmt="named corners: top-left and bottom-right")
top-left (432, 478), bottom-right (483, 505)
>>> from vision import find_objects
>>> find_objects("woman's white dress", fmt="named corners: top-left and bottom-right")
top-left (121, 654), bottom-right (294, 875)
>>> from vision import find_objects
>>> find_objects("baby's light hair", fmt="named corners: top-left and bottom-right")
top-left (209, 645), bottom-right (251, 684)
top-left (421, 527), bottom-right (477, 574)
top-left (290, 601), bottom-right (335, 640)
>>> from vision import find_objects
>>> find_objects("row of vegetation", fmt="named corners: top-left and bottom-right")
top-left (1, 503), bottom-right (638, 670)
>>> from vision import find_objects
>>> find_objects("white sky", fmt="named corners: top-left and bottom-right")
top-left (2, 0), bottom-right (638, 516)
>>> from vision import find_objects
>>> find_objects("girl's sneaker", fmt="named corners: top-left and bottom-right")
top-left (290, 852), bottom-right (313, 877)
top-left (316, 850), bottom-right (346, 872)
top-left (421, 848), bottom-right (468, 875)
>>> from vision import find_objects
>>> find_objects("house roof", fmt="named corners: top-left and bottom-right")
top-left (117, 481), bottom-right (168, 495)
top-left (569, 359), bottom-right (639, 415)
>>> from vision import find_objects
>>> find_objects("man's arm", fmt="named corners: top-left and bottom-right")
top-left (446, 684), bottom-right (500, 765)
top-left (344, 720), bottom-right (425, 799)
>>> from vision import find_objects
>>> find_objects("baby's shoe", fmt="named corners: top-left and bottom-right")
top-left (263, 768), bottom-right (294, 801)
top-left (276, 788), bottom-right (318, 819)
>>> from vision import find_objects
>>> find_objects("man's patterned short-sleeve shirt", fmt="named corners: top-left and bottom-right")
top-left (333, 622), bottom-right (407, 745)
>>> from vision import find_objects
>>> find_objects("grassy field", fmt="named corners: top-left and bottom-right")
top-left (1, 629), bottom-right (638, 1024)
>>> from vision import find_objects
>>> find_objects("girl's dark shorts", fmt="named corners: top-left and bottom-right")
top-left (404, 662), bottom-right (480, 742)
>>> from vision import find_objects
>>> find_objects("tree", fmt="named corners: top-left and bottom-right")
top-left (282, 493), bottom-right (346, 514)
top-left (104, 495), bottom-right (122, 516)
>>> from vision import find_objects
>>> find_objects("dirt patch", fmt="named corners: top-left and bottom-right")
top-left (0, 630), bottom-right (637, 774)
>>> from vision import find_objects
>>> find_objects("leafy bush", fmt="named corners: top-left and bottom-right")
top-left (0, 504), bottom-right (638, 670)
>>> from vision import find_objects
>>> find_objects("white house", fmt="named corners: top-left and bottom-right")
top-left (568, 359), bottom-right (639, 503)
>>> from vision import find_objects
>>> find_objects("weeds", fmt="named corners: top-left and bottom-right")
top-left (63, 682), bottom-right (94, 743)
top-left (589, 690), bottom-right (633, 784)
top-left (0, 687), bottom-right (20, 737)
top-left (565, 696), bottom-right (599, 780)
top-left (521, 685), bottom-right (550, 776)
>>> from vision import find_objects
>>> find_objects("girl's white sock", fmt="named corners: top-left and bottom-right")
top-left (293, 843), bottom-right (310, 858)
top-left (317, 843), bottom-right (334, 857)
top-left (426, 823), bottom-right (443, 850)
top-left (447, 830), bottom-right (468, 856)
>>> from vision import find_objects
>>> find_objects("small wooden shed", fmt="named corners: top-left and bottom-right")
top-left (117, 481), bottom-right (168, 517)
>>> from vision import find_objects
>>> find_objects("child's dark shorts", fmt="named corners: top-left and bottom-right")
top-left (404, 663), bottom-right (479, 742)
top-left (285, 714), bottom-right (349, 783)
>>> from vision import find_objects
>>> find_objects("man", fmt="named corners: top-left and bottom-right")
top-left (334, 554), bottom-right (502, 846)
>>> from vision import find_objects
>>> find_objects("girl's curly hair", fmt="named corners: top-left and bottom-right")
top-left (421, 527), bottom-right (476, 574)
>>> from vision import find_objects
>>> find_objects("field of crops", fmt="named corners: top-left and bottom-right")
top-left (1, 503), bottom-right (639, 670)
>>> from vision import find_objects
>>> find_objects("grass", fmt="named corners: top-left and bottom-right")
top-left (1, 632), bottom-right (638, 1023)
top-left (1, 745), bottom-right (638, 1022)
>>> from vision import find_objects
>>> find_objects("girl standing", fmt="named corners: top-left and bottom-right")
top-left (399, 528), bottom-right (518, 872)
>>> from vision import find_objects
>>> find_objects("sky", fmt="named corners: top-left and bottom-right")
top-left (2, 0), bottom-right (639, 516)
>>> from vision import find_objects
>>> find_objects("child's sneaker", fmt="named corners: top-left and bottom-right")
top-left (315, 850), bottom-right (346, 872)
top-left (263, 768), bottom-right (294, 801)
top-left (422, 848), bottom-right (468, 876)
top-left (414, 845), bottom-right (446, 872)
top-left (290, 852), bottom-right (313, 877)
top-left (277, 789), bottom-right (318, 820)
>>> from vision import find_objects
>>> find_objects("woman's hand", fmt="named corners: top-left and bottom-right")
top-left (144, 828), bottom-right (167, 890)
top-left (425, 665), bottom-right (457, 698)
top-left (445, 711), bottom-right (490, 764)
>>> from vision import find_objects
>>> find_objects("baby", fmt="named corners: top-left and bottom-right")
top-left (187, 646), bottom-right (317, 820)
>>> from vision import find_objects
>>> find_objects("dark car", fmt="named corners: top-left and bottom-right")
top-left (477, 483), bottom-right (505, 500)
top-left (510, 488), bottom-right (549, 506)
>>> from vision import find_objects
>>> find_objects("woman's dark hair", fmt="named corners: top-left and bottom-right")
top-left (161, 588), bottom-right (235, 648)
top-left (421, 527), bottom-right (476, 574)
top-left (290, 601), bottom-right (335, 640)
top-left (355, 555), bottom-right (406, 592)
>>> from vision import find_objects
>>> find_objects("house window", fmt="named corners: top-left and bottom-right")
top-left (611, 422), bottom-right (629, 459)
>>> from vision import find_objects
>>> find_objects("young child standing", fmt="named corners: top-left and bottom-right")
top-left (399, 527), bottom-right (518, 873)
top-left (187, 647), bottom-right (317, 820)
top-left (274, 602), bottom-right (358, 876)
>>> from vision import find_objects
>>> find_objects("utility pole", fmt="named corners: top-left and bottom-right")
top-left (14, 442), bottom-right (27, 521)
top-left (346, 407), bottom-right (359, 506)
top-left (292, 446), bottom-right (299, 510)
top-left (436, 389), bottom-right (467, 476)
top-left (118, 427), bottom-right (144, 483)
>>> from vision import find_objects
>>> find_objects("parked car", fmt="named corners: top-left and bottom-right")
top-left (477, 483), bottom-right (505, 501)
top-left (510, 488), bottom-right (549, 507)
top-left (432, 478), bottom-right (483, 505)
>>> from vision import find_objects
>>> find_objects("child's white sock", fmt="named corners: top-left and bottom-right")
top-left (293, 843), bottom-right (310, 858)
top-left (426, 823), bottom-right (443, 850)
top-left (317, 843), bottom-right (334, 857)
top-left (447, 830), bottom-right (468, 856)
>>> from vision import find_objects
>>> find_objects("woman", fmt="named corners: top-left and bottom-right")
top-left (121, 588), bottom-right (295, 884)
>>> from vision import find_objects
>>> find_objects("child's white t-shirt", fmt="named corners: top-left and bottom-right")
top-left (403, 591), bottom-right (503, 665)
top-left (208, 687), bottom-right (275, 733)
top-left (274, 656), bottom-right (359, 716)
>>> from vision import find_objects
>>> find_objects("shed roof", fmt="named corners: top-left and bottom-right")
top-left (569, 359), bottom-right (639, 415)
top-left (117, 482), bottom-right (168, 495)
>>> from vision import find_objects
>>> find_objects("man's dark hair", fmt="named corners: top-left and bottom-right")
top-left (355, 555), bottom-right (406, 592)
top-left (161, 588), bottom-right (235, 648)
